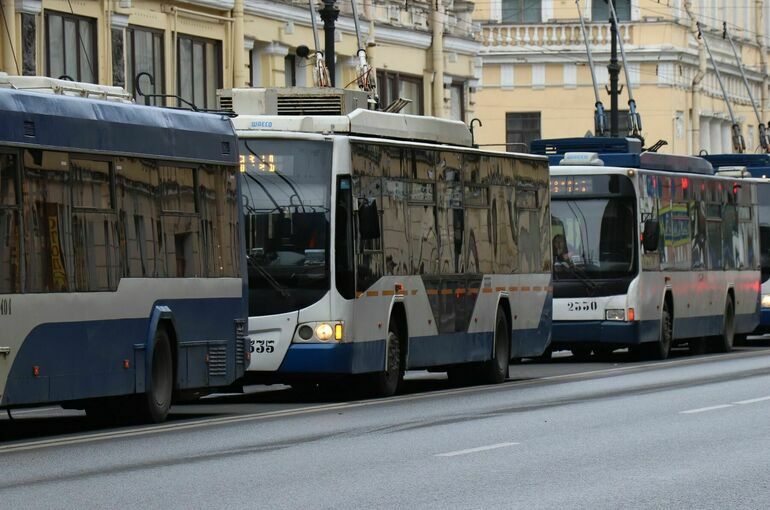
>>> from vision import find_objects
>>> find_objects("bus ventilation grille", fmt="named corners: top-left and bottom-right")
top-left (236, 336), bottom-right (246, 369)
top-left (276, 95), bottom-right (343, 116)
top-left (218, 95), bottom-right (233, 110)
top-left (208, 345), bottom-right (228, 377)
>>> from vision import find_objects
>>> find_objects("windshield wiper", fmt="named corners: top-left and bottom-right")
top-left (554, 261), bottom-right (598, 296)
top-left (247, 255), bottom-right (291, 298)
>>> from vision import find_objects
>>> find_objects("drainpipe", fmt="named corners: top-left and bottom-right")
top-left (756, 0), bottom-right (768, 127)
top-left (431, 0), bottom-right (445, 118)
top-left (233, 0), bottom-right (247, 87)
top-left (2, 0), bottom-right (17, 75)
top-left (685, 0), bottom-right (706, 153)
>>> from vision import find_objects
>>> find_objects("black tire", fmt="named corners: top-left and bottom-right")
top-left (713, 297), bottom-right (735, 353)
top-left (361, 324), bottom-right (403, 398)
top-left (476, 306), bottom-right (511, 384)
top-left (648, 299), bottom-right (673, 360)
top-left (137, 328), bottom-right (174, 423)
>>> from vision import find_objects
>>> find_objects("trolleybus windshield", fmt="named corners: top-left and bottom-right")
top-left (240, 139), bottom-right (332, 316)
top-left (551, 197), bottom-right (637, 279)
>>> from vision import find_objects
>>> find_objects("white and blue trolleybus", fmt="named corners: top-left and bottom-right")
top-left (0, 77), bottom-right (248, 422)
top-left (533, 137), bottom-right (760, 359)
top-left (702, 153), bottom-right (770, 334)
top-left (224, 87), bottom-right (553, 395)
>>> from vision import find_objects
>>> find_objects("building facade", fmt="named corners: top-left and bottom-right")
top-left (0, 0), bottom-right (481, 120)
top-left (474, 0), bottom-right (770, 155)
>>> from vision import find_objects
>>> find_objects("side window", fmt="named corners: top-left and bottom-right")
top-left (351, 143), bottom-right (383, 292)
top-left (23, 149), bottom-right (72, 293)
top-left (71, 158), bottom-right (119, 291)
top-left (690, 185), bottom-right (706, 270)
top-left (437, 151), bottom-right (463, 274)
top-left (198, 164), bottom-right (239, 277)
top-left (0, 153), bottom-right (21, 293)
top-left (465, 155), bottom-right (493, 274)
top-left (160, 165), bottom-right (201, 277)
top-left (706, 201), bottom-right (723, 270)
top-left (381, 146), bottom-right (409, 276)
top-left (409, 149), bottom-right (438, 275)
top-left (115, 157), bottom-right (162, 278)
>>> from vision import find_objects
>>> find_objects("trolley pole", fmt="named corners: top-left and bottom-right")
top-left (319, 0), bottom-right (339, 86)
top-left (607, 0), bottom-right (620, 137)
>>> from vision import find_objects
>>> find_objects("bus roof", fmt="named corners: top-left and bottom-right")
top-left (701, 153), bottom-right (770, 178)
top-left (231, 108), bottom-right (473, 148)
top-left (0, 87), bottom-right (237, 165)
top-left (532, 137), bottom-right (714, 175)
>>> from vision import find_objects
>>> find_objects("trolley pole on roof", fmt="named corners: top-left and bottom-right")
top-left (724, 23), bottom-right (769, 152)
top-left (607, 0), bottom-right (621, 137)
top-left (698, 22), bottom-right (746, 153)
top-left (319, 0), bottom-right (340, 87)
top-left (575, 0), bottom-right (607, 136)
top-left (608, 0), bottom-right (642, 142)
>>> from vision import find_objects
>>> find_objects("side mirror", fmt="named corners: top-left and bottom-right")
top-left (642, 219), bottom-right (660, 253)
top-left (358, 199), bottom-right (380, 241)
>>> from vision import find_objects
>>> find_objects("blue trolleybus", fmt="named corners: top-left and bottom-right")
top-left (534, 137), bottom-right (760, 359)
top-left (0, 78), bottom-right (247, 422)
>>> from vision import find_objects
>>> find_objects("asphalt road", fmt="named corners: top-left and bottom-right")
top-left (2, 344), bottom-right (770, 509)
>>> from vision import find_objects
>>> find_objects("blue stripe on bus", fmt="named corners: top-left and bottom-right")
top-left (552, 311), bottom-right (759, 348)
top-left (761, 309), bottom-right (770, 327)
top-left (1, 297), bottom-right (242, 407)
top-left (278, 325), bottom-right (553, 375)
top-left (514, 292), bottom-right (553, 358)
top-left (552, 319), bottom-right (660, 346)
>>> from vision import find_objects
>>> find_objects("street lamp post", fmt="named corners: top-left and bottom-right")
top-left (319, 0), bottom-right (339, 87)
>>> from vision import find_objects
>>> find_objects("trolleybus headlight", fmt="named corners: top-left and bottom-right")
top-left (762, 294), bottom-right (770, 309)
top-left (315, 323), bottom-right (334, 341)
top-left (605, 309), bottom-right (625, 321)
top-left (298, 325), bottom-right (314, 341)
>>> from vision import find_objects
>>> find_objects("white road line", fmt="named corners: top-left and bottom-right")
top-left (733, 395), bottom-right (770, 405)
top-left (680, 404), bottom-right (734, 414)
top-left (436, 442), bottom-right (519, 457)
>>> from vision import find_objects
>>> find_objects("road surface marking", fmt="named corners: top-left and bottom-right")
top-left (680, 404), bottom-right (734, 414)
top-left (436, 442), bottom-right (519, 457)
top-left (1, 348), bottom-right (768, 455)
top-left (733, 395), bottom-right (770, 405)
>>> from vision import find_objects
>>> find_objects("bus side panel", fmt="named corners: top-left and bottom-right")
top-left (513, 273), bottom-right (552, 358)
top-left (2, 294), bottom-right (242, 407)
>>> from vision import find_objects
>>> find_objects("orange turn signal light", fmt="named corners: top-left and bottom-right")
top-left (628, 308), bottom-right (635, 322)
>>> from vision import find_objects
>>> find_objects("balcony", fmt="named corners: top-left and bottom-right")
top-left (481, 22), bottom-right (633, 53)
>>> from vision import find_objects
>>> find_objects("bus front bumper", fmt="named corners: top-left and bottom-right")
top-left (552, 320), bottom-right (659, 346)
top-left (277, 340), bottom-right (385, 375)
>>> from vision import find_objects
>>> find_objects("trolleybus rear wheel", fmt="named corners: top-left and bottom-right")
top-left (137, 328), bottom-right (173, 423)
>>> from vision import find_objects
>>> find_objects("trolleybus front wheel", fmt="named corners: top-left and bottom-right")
top-left (361, 324), bottom-right (403, 398)
top-left (712, 297), bottom-right (735, 353)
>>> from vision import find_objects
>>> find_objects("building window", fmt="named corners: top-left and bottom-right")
top-left (177, 35), bottom-right (222, 109)
top-left (45, 11), bottom-right (97, 83)
top-left (449, 82), bottom-right (465, 121)
top-left (285, 55), bottom-right (296, 87)
top-left (377, 70), bottom-right (423, 115)
top-left (592, 0), bottom-right (631, 22)
top-left (506, 112), bottom-right (541, 152)
top-left (127, 27), bottom-right (164, 105)
top-left (501, 0), bottom-right (541, 23)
